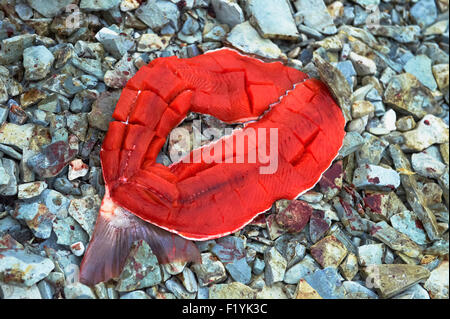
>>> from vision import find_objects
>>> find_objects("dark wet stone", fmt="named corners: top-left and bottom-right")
top-left (87, 90), bottom-right (121, 131)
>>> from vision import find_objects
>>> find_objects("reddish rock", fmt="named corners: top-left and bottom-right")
top-left (275, 200), bottom-right (312, 233)
top-left (318, 160), bottom-right (344, 199)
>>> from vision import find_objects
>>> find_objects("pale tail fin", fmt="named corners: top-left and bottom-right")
top-left (79, 190), bottom-right (200, 286)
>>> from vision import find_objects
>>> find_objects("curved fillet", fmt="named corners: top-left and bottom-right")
top-left (81, 48), bottom-right (345, 285)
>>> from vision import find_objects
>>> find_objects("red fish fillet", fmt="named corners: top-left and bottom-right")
top-left (79, 48), bottom-right (345, 285)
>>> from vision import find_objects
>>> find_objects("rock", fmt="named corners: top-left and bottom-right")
top-left (392, 283), bottom-right (430, 299)
top-left (165, 277), bottom-right (196, 299)
top-left (304, 267), bottom-right (347, 299)
top-left (70, 56), bottom-right (104, 80)
top-left (103, 54), bottom-right (136, 89)
top-left (396, 116), bottom-right (416, 132)
top-left (178, 267), bottom-right (198, 293)
top-left (13, 201), bottom-right (56, 239)
top-left (339, 132), bottom-right (364, 157)
top-left (191, 253), bottom-right (227, 287)
top-left (342, 281), bottom-right (378, 299)
top-left (404, 55), bottom-right (438, 92)
top-left (27, 140), bottom-right (77, 178)
top-left (348, 52), bottom-right (376, 76)
top-left (53, 216), bottom-right (89, 247)
top-left (367, 109), bottom-right (397, 136)
top-left (437, 167), bottom-right (449, 206)
top-left (211, 236), bottom-right (251, 284)
top-left (0, 158), bottom-right (18, 196)
top-left (245, 0), bottom-right (298, 40)
top-left (370, 221), bottom-right (422, 259)
top-left (384, 73), bottom-right (439, 120)
top-left (275, 200), bottom-right (312, 233)
top-left (353, 164), bottom-right (400, 191)
top-left (411, 152), bottom-right (446, 179)
top-left (23, 46), bottom-right (55, 81)
top-left (314, 55), bottom-right (352, 122)
top-left (294, 279), bottom-right (322, 299)
top-left (64, 282), bottom-right (97, 299)
top-left (424, 260), bottom-right (448, 299)
top-left (137, 34), bottom-right (170, 52)
top-left (339, 253), bottom-right (359, 281)
top-left (0, 34), bottom-right (36, 65)
top-left (390, 211), bottom-right (428, 246)
top-left (284, 255), bottom-right (319, 284)
top-left (318, 160), bottom-right (343, 200)
top-left (310, 235), bottom-right (348, 268)
top-left (209, 282), bottom-right (256, 299)
top-left (0, 243), bottom-right (54, 286)
top-left (116, 240), bottom-right (162, 292)
top-left (264, 247), bottom-right (287, 285)
top-left (362, 264), bottom-right (430, 298)
top-left (227, 21), bottom-right (282, 60)
top-left (135, 0), bottom-right (180, 31)
top-left (309, 210), bottom-right (331, 243)
top-left (0, 283), bottom-right (42, 299)
top-left (0, 123), bottom-right (35, 151)
top-left (294, 0), bottom-right (337, 35)
top-left (357, 244), bottom-right (384, 266)
top-left (80, 0), bottom-right (121, 11)
top-left (21, 88), bottom-right (48, 108)
top-left (40, 189), bottom-right (70, 218)
top-left (403, 115), bottom-right (449, 152)
top-left (26, 0), bottom-right (74, 18)
top-left (87, 90), bottom-right (121, 131)
top-left (68, 159), bottom-right (89, 180)
top-left (285, 240), bottom-right (306, 268)
top-left (70, 241), bottom-right (85, 257)
top-left (351, 100), bottom-right (374, 119)
top-left (370, 25), bottom-right (420, 44)
top-left (410, 0), bottom-right (438, 27)
top-left (432, 64), bottom-right (449, 93)
top-left (94, 27), bottom-right (134, 59)
top-left (390, 144), bottom-right (442, 241)
top-left (120, 290), bottom-right (151, 299)
top-left (211, 0), bottom-right (245, 28)
top-left (334, 60), bottom-right (357, 88)
top-left (67, 195), bottom-right (101, 237)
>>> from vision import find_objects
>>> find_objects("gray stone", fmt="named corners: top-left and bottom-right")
top-left (392, 284), bottom-right (430, 299)
top-left (294, 0), bottom-right (337, 35)
top-left (334, 60), bottom-right (357, 88)
top-left (0, 158), bottom-right (18, 196)
top-left (0, 245), bottom-right (54, 286)
top-left (390, 211), bottom-right (428, 246)
top-left (23, 46), bottom-right (55, 81)
top-left (136, 0), bottom-right (180, 31)
top-left (191, 253), bottom-right (227, 287)
top-left (116, 240), bottom-right (162, 292)
top-left (370, 25), bottom-right (420, 44)
top-left (212, 236), bottom-right (252, 284)
top-left (64, 282), bottom-right (96, 299)
top-left (227, 21), bottom-right (282, 59)
top-left (349, 52), bottom-right (377, 76)
top-left (404, 55), bottom-right (438, 91)
top-left (70, 56), bottom-right (104, 80)
top-left (264, 247), bottom-right (287, 285)
top-left (165, 278), bottom-right (196, 299)
top-left (424, 260), bottom-right (448, 299)
top-left (411, 152), bottom-right (446, 179)
top-left (26, 0), bottom-right (74, 18)
top-left (178, 267), bottom-right (198, 293)
top-left (0, 123), bottom-right (35, 151)
top-left (410, 0), bottom-right (438, 27)
top-left (304, 267), bottom-right (347, 299)
top-left (342, 281), bottom-right (378, 299)
top-left (0, 283), bottom-right (42, 299)
top-left (284, 255), bottom-right (319, 284)
top-left (357, 244), bottom-right (384, 266)
top-left (211, 0), bottom-right (244, 28)
top-left (352, 164), bottom-right (400, 191)
top-left (245, 0), bottom-right (298, 40)
top-left (13, 201), bottom-right (55, 239)
top-left (41, 189), bottom-right (70, 218)
top-left (0, 34), bottom-right (36, 65)
top-left (53, 216), bottom-right (89, 247)
top-left (68, 195), bottom-right (101, 238)
top-left (95, 27), bottom-right (134, 59)
top-left (403, 115), bottom-right (449, 152)
top-left (370, 221), bottom-right (423, 259)
top-left (80, 0), bottom-right (121, 11)
top-left (339, 132), bottom-right (364, 158)
top-left (17, 181), bottom-right (48, 199)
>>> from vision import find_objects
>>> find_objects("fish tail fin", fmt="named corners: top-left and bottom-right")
top-left (79, 190), bottom-right (200, 286)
